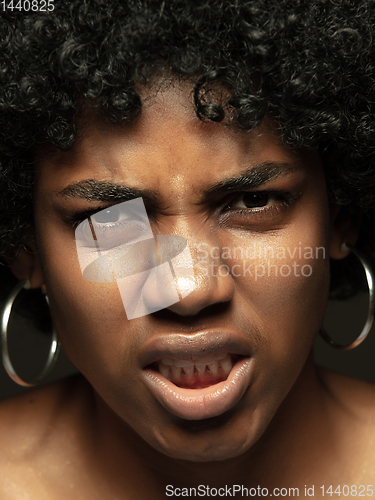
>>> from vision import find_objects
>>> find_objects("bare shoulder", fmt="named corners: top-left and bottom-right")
top-left (0, 375), bottom-right (92, 499)
top-left (0, 374), bottom-right (88, 442)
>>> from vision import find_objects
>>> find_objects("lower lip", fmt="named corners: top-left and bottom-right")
top-left (142, 357), bottom-right (254, 420)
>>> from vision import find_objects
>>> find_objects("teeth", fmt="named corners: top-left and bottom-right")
top-left (195, 356), bottom-right (215, 366)
top-left (183, 365), bottom-right (194, 377)
top-left (208, 360), bottom-right (219, 374)
top-left (216, 353), bottom-right (227, 360)
top-left (196, 364), bottom-right (206, 376)
top-left (158, 362), bottom-right (170, 379)
top-left (175, 359), bottom-right (195, 367)
top-left (161, 358), bottom-right (174, 365)
top-left (220, 354), bottom-right (233, 373)
top-left (158, 353), bottom-right (235, 379)
top-left (159, 353), bottom-right (229, 367)
top-left (171, 366), bottom-right (182, 378)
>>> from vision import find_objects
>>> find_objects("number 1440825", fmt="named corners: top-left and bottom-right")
top-left (1, 0), bottom-right (54, 11)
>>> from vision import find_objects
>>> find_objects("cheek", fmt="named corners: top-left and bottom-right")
top-left (43, 261), bottom-right (155, 423)
top-left (247, 253), bottom-right (329, 352)
top-left (51, 280), bottom-right (127, 371)
top-left (224, 225), bottom-right (330, 363)
top-left (37, 231), bottom-right (133, 374)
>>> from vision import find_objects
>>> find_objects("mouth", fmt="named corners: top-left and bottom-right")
top-left (140, 332), bottom-right (254, 421)
top-left (149, 352), bottom-right (241, 389)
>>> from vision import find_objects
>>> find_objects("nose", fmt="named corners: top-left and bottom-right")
top-left (141, 236), bottom-right (236, 317)
top-left (168, 260), bottom-right (235, 316)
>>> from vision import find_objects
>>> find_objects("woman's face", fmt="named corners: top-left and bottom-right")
top-left (33, 82), bottom-right (332, 462)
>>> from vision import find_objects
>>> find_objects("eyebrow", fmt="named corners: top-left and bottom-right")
top-left (56, 179), bottom-right (159, 205)
top-left (56, 161), bottom-right (299, 205)
top-left (204, 161), bottom-right (298, 201)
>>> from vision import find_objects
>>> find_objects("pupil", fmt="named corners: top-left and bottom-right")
top-left (243, 192), bottom-right (268, 208)
top-left (94, 206), bottom-right (120, 223)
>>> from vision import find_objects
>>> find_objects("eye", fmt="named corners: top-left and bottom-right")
top-left (90, 203), bottom-right (146, 226)
top-left (74, 201), bottom-right (152, 250)
top-left (219, 189), bottom-right (297, 229)
top-left (231, 192), bottom-right (275, 209)
top-left (91, 205), bottom-right (121, 224)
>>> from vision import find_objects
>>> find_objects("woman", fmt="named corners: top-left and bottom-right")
top-left (0, 1), bottom-right (375, 498)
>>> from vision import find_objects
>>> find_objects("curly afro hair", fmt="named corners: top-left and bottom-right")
top-left (0, 0), bottom-right (375, 298)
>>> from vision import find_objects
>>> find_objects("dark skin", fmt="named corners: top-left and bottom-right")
top-left (0, 81), bottom-right (374, 499)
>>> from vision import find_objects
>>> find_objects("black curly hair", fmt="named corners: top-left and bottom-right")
top-left (0, 0), bottom-right (374, 298)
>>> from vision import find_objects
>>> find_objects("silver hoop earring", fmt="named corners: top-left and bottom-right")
top-left (1, 279), bottom-right (60, 386)
top-left (320, 243), bottom-right (375, 350)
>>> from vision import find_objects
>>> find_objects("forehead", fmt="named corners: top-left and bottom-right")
top-left (35, 81), bottom-right (320, 197)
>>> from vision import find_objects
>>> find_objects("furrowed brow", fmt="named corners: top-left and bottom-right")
top-left (56, 179), bottom-right (159, 205)
top-left (203, 162), bottom-right (300, 201)
top-left (56, 162), bottom-right (299, 207)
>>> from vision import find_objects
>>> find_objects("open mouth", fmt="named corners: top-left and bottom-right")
top-left (140, 331), bottom-right (254, 420)
top-left (149, 353), bottom-right (241, 389)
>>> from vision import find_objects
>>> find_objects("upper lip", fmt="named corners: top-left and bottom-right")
top-left (140, 330), bottom-right (252, 368)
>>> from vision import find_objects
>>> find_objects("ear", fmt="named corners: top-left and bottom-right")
top-left (329, 204), bottom-right (361, 260)
top-left (4, 237), bottom-right (45, 289)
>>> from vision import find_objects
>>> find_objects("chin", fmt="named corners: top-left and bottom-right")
top-left (146, 408), bottom-right (259, 462)
top-left (166, 443), bottom-right (250, 462)
top-left (158, 436), bottom-right (252, 462)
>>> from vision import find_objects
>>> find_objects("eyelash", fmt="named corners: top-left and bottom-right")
top-left (220, 189), bottom-right (296, 219)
